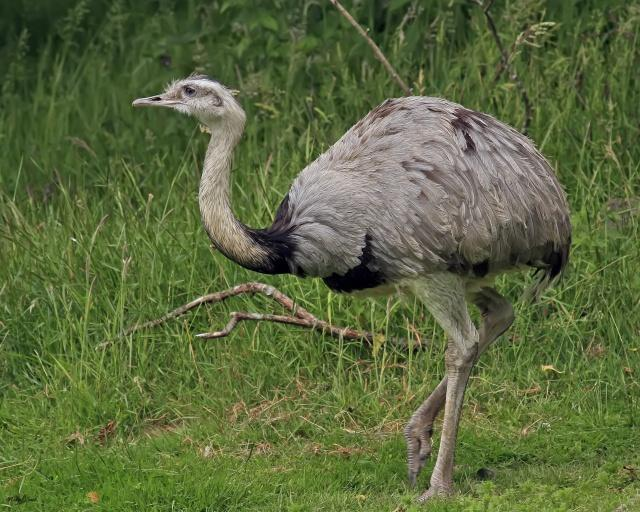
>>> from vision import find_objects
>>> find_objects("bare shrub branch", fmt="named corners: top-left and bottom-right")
top-left (100, 281), bottom-right (425, 352)
top-left (473, 0), bottom-right (533, 134)
top-left (330, 0), bottom-right (412, 96)
top-left (100, 282), bottom-right (384, 349)
top-left (196, 311), bottom-right (375, 342)
top-left (119, 282), bottom-right (310, 336)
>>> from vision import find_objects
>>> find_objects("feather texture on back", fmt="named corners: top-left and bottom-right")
top-left (269, 97), bottom-right (570, 293)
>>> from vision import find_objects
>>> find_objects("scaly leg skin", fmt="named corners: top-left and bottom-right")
top-left (404, 279), bottom-right (514, 501)
top-left (418, 340), bottom-right (475, 501)
top-left (404, 287), bottom-right (514, 488)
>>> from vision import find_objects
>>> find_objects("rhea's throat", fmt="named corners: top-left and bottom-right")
top-left (197, 128), bottom-right (274, 272)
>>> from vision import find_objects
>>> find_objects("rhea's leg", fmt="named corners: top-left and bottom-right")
top-left (402, 274), bottom-right (478, 500)
top-left (404, 285), bottom-right (514, 487)
top-left (472, 287), bottom-right (515, 347)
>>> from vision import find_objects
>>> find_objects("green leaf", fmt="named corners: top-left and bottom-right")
top-left (258, 14), bottom-right (279, 32)
top-left (296, 35), bottom-right (319, 53)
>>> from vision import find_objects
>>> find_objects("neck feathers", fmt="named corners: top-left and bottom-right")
top-left (198, 125), bottom-right (295, 275)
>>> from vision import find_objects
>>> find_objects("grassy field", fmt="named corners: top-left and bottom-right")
top-left (1, 1), bottom-right (639, 510)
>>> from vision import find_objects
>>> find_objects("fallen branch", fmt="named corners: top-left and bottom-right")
top-left (119, 282), bottom-right (312, 336)
top-left (99, 282), bottom-right (388, 350)
top-left (100, 281), bottom-right (426, 352)
top-left (196, 311), bottom-right (374, 341)
top-left (473, 0), bottom-right (532, 134)
top-left (330, 0), bottom-right (412, 96)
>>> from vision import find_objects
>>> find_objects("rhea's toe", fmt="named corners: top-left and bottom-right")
top-left (404, 425), bottom-right (434, 486)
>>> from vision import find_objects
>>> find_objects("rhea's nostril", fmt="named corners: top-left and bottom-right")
top-left (151, 96), bottom-right (161, 101)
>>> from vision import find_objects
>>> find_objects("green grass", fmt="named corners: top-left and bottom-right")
top-left (1, 0), bottom-right (639, 510)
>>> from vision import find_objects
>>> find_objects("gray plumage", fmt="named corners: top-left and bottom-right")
top-left (282, 96), bottom-right (569, 291)
top-left (133, 76), bottom-right (571, 503)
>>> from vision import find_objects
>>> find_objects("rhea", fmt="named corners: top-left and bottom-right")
top-left (133, 75), bottom-right (570, 502)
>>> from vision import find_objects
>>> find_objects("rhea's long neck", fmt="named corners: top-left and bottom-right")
top-left (198, 122), bottom-right (285, 274)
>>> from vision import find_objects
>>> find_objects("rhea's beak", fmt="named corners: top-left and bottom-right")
top-left (132, 94), bottom-right (180, 108)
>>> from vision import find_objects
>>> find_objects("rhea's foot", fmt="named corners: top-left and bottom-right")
top-left (404, 420), bottom-right (435, 486)
top-left (416, 482), bottom-right (454, 504)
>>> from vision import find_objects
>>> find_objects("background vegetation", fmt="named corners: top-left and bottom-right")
top-left (1, 0), bottom-right (639, 510)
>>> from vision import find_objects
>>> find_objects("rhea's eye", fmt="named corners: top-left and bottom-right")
top-left (183, 85), bottom-right (196, 97)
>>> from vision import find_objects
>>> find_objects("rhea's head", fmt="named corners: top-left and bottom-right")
top-left (132, 74), bottom-right (246, 135)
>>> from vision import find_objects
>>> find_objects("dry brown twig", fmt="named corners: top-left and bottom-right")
top-left (198, 311), bottom-right (367, 340)
top-left (329, 0), bottom-right (412, 96)
top-left (472, 0), bottom-right (533, 134)
top-left (98, 282), bottom-right (391, 350)
top-left (101, 282), bottom-right (425, 351)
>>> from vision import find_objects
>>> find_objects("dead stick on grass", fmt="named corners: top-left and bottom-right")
top-left (196, 311), bottom-right (374, 342)
top-left (330, 0), bottom-right (412, 96)
top-left (100, 282), bottom-right (379, 350)
top-left (473, 0), bottom-right (532, 134)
